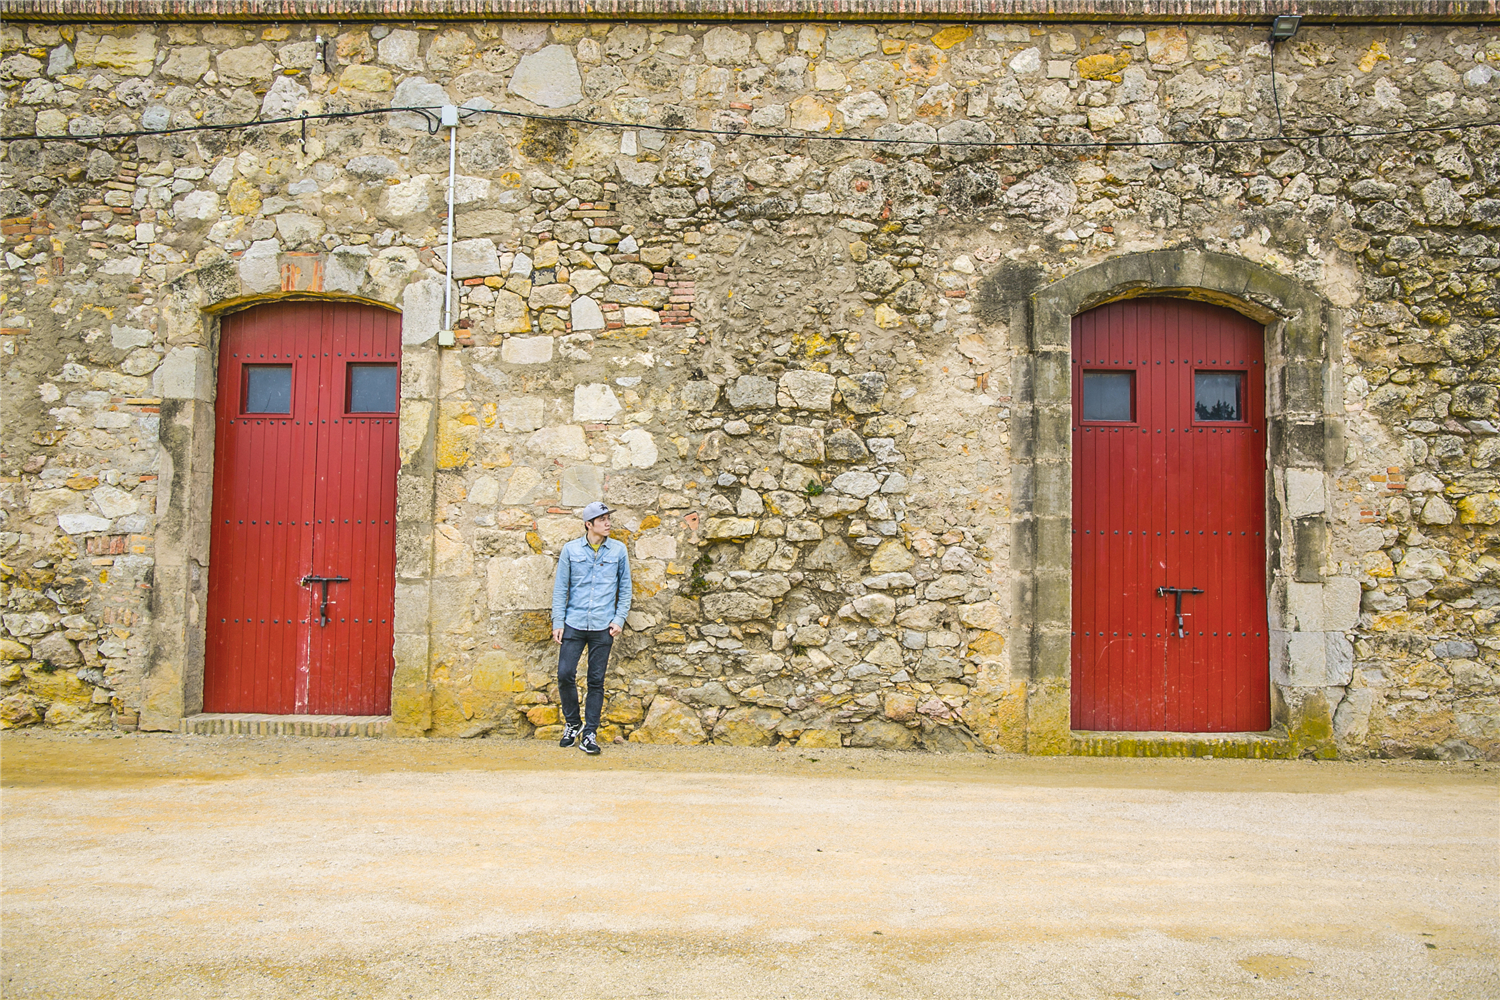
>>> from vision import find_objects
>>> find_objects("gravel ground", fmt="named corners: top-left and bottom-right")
top-left (2, 731), bottom-right (1496, 999)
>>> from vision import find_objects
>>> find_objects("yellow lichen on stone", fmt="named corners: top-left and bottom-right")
top-left (511, 612), bottom-right (553, 643)
top-left (525, 530), bottom-right (544, 553)
top-left (963, 678), bottom-right (1026, 753)
top-left (338, 63), bottom-right (393, 92)
top-left (632, 560), bottom-right (665, 598)
top-left (227, 176), bottom-right (261, 216)
top-left (1077, 50), bottom-right (1130, 82)
top-left (930, 26), bottom-right (972, 51)
top-left (435, 401), bottom-right (480, 469)
top-left (967, 630), bottom-right (1007, 660)
top-left (471, 650), bottom-right (527, 692)
top-left (639, 514), bottom-right (661, 530)
top-left (1358, 40), bottom-right (1390, 73)
top-left (794, 328), bottom-right (838, 357)
top-left (874, 304), bottom-right (904, 329)
top-left (1458, 492), bottom-right (1500, 524)
top-left (1361, 551), bottom-right (1394, 577)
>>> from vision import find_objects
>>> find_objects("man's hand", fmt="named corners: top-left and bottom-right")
top-left (608, 622), bottom-right (622, 637)
top-left (552, 628), bottom-right (563, 644)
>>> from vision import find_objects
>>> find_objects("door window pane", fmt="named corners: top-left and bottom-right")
top-left (243, 365), bottom-right (292, 413)
top-left (1195, 371), bottom-right (1244, 421)
top-left (348, 364), bottom-right (398, 413)
top-left (1083, 371), bottom-right (1133, 421)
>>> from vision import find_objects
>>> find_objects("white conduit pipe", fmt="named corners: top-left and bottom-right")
top-left (442, 104), bottom-right (459, 338)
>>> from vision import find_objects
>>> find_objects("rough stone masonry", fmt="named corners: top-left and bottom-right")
top-left (0, 1), bottom-right (1496, 759)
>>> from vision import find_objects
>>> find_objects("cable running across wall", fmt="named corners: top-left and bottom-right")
top-left (3, 102), bottom-right (1497, 150)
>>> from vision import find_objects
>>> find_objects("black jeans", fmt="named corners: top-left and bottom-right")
top-left (557, 625), bottom-right (612, 735)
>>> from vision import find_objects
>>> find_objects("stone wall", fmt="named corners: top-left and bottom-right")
top-left (1, 16), bottom-right (1496, 758)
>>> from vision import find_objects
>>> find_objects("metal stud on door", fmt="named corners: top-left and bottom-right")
top-left (1071, 298), bottom-right (1270, 733)
top-left (204, 301), bottom-right (401, 716)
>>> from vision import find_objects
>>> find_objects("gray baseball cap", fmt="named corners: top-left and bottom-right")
top-left (580, 501), bottom-right (613, 522)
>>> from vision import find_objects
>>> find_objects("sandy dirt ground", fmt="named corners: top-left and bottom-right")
top-left (1, 732), bottom-right (1496, 1000)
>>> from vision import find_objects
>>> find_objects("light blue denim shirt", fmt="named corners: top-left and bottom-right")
top-left (552, 535), bottom-right (632, 631)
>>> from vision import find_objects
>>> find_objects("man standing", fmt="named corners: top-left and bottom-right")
top-left (551, 501), bottom-right (632, 756)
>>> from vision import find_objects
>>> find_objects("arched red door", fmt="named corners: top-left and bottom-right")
top-left (203, 301), bottom-right (401, 716)
top-left (1071, 298), bottom-right (1270, 732)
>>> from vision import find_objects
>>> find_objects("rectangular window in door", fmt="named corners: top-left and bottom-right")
top-left (1194, 371), bottom-right (1245, 422)
top-left (1082, 370), bottom-right (1135, 423)
top-left (243, 365), bottom-right (292, 414)
top-left (347, 364), bottom-right (398, 413)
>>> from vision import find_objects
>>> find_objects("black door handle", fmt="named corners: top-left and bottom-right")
top-left (301, 575), bottom-right (349, 627)
top-left (1156, 586), bottom-right (1204, 638)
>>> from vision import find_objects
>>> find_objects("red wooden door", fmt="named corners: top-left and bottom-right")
top-left (204, 301), bottom-right (401, 715)
top-left (1071, 298), bottom-right (1269, 732)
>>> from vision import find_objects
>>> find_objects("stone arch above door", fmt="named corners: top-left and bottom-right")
top-left (143, 252), bottom-right (444, 731)
top-left (991, 250), bottom-right (1348, 755)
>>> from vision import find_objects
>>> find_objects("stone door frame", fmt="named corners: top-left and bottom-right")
top-left (1006, 250), bottom-right (1347, 754)
top-left (142, 256), bottom-right (444, 731)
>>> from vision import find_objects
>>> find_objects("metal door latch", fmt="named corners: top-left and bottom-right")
top-left (300, 574), bottom-right (348, 627)
top-left (1156, 586), bottom-right (1204, 638)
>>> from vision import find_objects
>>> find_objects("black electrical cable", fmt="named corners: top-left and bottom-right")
top-left (467, 106), bottom-right (1500, 150)
top-left (1270, 36), bottom-right (1287, 137)
top-left (3, 101), bottom-right (1497, 150)
top-left (0, 104), bottom-right (451, 143)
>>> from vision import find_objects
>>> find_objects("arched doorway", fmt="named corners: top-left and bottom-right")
top-left (1070, 297), bottom-right (1270, 732)
top-left (202, 300), bottom-right (402, 716)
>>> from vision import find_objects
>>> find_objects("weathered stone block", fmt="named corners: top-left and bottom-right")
top-left (560, 465), bottom-right (604, 507)
top-left (837, 372), bottom-right (886, 413)
top-left (831, 471), bottom-right (880, 498)
top-left (849, 719), bottom-right (916, 749)
top-left (714, 707), bottom-right (784, 746)
top-left (1273, 630), bottom-right (1355, 687)
top-left (680, 381), bottom-right (720, 411)
top-left (728, 375), bottom-right (776, 409)
top-left (486, 554), bottom-right (555, 610)
top-left (702, 517), bottom-right (757, 540)
top-left (508, 44), bottom-right (583, 108)
top-left (573, 383), bottom-right (622, 423)
top-left (76, 32), bottom-right (157, 75)
top-left (570, 296), bottom-right (605, 331)
top-left (778, 426), bottom-right (825, 463)
top-left (630, 697), bottom-right (706, 744)
top-left (450, 237), bottom-right (500, 279)
top-left (778, 370), bottom-right (836, 410)
top-left (216, 43), bottom-right (274, 85)
top-left (1284, 469), bottom-right (1326, 518)
top-left (1458, 493), bottom-right (1500, 525)
top-left (824, 429), bottom-right (869, 462)
top-left (702, 592), bottom-right (773, 621)
top-left (502, 336), bottom-right (552, 364)
top-left (852, 593), bottom-right (896, 625)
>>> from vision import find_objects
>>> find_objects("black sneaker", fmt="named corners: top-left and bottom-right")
top-left (559, 724), bottom-right (581, 748)
top-left (579, 732), bottom-right (601, 756)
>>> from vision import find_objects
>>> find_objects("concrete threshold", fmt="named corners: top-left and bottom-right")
top-left (1071, 729), bottom-right (1294, 758)
top-left (180, 714), bottom-right (392, 738)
